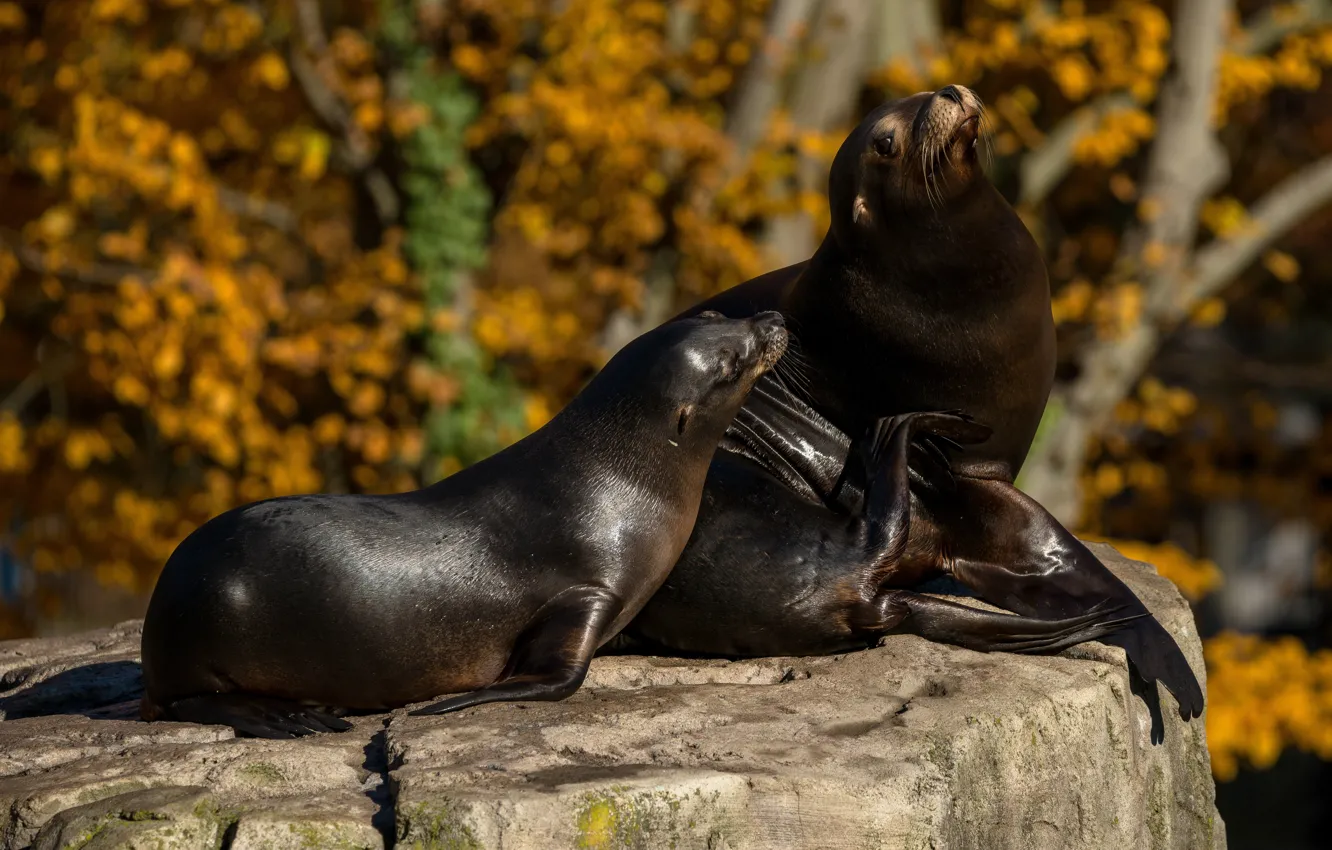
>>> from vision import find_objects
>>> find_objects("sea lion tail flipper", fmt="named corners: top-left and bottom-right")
top-left (163, 694), bottom-right (352, 738)
top-left (874, 590), bottom-right (1145, 655)
top-left (409, 585), bottom-right (623, 717)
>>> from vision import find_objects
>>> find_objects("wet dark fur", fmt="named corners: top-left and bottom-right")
top-left (626, 87), bottom-right (1204, 730)
top-left (140, 313), bottom-right (787, 737)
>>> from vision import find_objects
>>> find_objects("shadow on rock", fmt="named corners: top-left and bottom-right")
top-left (0, 660), bottom-right (144, 720)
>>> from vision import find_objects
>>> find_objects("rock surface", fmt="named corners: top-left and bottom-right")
top-left (0, 543), bottom-right (1224, 849)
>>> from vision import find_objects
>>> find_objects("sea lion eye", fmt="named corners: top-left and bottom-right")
top-left (718, 349), bottom-right (739, 378)
top-left (873, 131), bottom-right (896, 158)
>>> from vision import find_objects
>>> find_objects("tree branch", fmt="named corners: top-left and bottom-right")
top-left (1019, 0), bottom-right (1233, 521)
top-left (724, 0), bottom-right (819, 175)
top-left (760, 0), bottom-right (895, 268)
top-left (1018, 93), bottom-right (1133, 208)
top-left (601, 0), bottom-right (821, 356)
top-left (0, 231), bottom-right (155, 287)
top-left (289, 0), bottom-right (400, 225)
top-left (214, 186), bottom-right (298, 234)
top-left (1186, 154), bottom-right (1332, 308)
top-left (1237, 0), bottom-right (1331, 55)
top-left (1016, 0), bottom-right (1330, 210)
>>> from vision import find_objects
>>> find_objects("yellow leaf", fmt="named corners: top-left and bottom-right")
top-left (1109, 173), bottom-right (1136, 202)
top-left (299, 132), bottom-right (331, 181)
top-left (30, 148), bottom-right (62, 183)
top-left (524, 395), bottom-right (552, 431)
top-left (1262, 250), bottom-right (1300, 283)
top-left (1141, 240), bottom-right (1167, 267)
top-left (1200, 196), bottom-right (1249, 237)
top-left (251, 52), bottom-right (289, 90)
top-left (1192, 297), bottom-right (1227, 327)
top-left (37, 206), bottom-right (76, 242)
top-left (1136, 197), bottom-right (1162, 222)
top-left (1052, 55), bottom-right (1094, 101)
top-left (153, 345), bottom-right (183, 380)
top-left (0, 2), bottom-right (26, 30)
top-left (1094, 463), bottom-right (1125, 497)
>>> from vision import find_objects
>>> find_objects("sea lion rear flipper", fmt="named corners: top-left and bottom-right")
top-left (871, 590), bottom-right (1145, 654)
top-left (163, 694), bottom-right (352, 739)
top-left (408, 585), bottom-right (623, 717)
top-left (939, 476), bottom-right (1205, 723)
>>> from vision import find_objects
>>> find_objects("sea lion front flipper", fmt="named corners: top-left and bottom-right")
top-left (848, 411), bottom-right (995, 580)
top-left (409, 585), bottom-right (623, 717)
top-left (869, 590), bottom-right (1146, 655)
top-left (937, 476), bottom-right (1205, 722)
top-left (164, 694), bottom-right (352, 739)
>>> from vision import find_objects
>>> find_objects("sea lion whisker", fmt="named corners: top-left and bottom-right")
top-left (774, 358), bottom-right (813, 399)
top-left (919, 143), bottom-right (938, 211)
top-left (926, 145), bottom-right (943, 212)
top-left (774, 339), bottom-right (815, 393)
top-left (768, 362), bottom-right (805, 405)
top-left (978, 107), bottom-right (997, 172)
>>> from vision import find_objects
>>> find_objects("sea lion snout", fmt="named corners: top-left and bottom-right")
top-left (750, 311), bottom-right (789, 370)
top-left (916, 84), bottom-right (982, 151)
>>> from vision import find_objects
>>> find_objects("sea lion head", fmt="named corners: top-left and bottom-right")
top-left (829, 85), bottom-right (987, 240)
top-left (655, 310), bottom-right (787, 445)
top-left (596, 311), bottom-right (786, 451)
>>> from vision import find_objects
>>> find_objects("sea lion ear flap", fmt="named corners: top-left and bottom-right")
top-left (676, 404), bottom-right (693, 435)
top-left (852, 195), bottom-right (871, 226)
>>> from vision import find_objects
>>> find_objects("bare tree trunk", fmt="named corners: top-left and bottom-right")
top-left (762, 0), bottom-right (935, 267)
top-left (1019, 0), bottom-right (1232, 522)
top-left (600, 0), bottom-right (820, 356)
top-left (1018, 0), bottom-right (1332, 524)
top-left (1016, 0), bottom-right (1330, 211)
top-left (870, 0), bottom-right (942, 69)
top-left (726, 0), bottom-right (821, 169)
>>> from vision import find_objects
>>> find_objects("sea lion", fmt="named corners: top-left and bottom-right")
top-left (630, 409), bottom-right (1144, 658)
top-left (628, 85), bottom-right (1205, 723)
top-left (140, 311), bottom-right (788, 738)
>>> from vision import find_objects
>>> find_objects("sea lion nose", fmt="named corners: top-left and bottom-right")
top-left (752, 311), bottom-right (785, 334)
top-left (938, 85), bottom-right (964, 105)
top-left (752, 311), bottom-right (788, 354)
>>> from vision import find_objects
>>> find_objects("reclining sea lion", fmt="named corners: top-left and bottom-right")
top-left (141, 311), bottom-right (788, 737)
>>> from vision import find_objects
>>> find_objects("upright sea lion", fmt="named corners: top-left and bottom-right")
top-left (140, 311), bottom-right (788, 738)
top-left (629, 85), bottom-right (1205, 722)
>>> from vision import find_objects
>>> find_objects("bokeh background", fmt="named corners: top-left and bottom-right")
top-left (0, 0), bottom-right (1329, 844)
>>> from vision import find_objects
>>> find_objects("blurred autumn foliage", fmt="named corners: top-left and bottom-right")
top-left (3, 0), bottom-right (1332, 785)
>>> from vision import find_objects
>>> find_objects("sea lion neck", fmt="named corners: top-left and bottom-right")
top-left (787, 178), bottom-right (1028, 314)
top-left (536, 387), bottom-right (722, 496)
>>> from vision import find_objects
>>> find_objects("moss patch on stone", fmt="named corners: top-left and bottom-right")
top-left (66, 820), bottom-right (107, 850)
top-left (395, 798), bottom-right (482, 850)
top-left (573, 785), bottom-right (727, 850)
top-left (1146, 764), bottom-right (1169, 850)
top-left (237, 761), bottom-right (286, 785)
top-left (192, 798), bottom-right (241, 850)
top-left (282, 820), bottom-right (375, 849)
